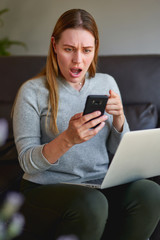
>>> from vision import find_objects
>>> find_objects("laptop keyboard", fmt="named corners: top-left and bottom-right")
top-left (82, 178), bottom-right (104, 185)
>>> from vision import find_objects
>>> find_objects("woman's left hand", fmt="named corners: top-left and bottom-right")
top-left (105, 90), bottom-right (125, 132)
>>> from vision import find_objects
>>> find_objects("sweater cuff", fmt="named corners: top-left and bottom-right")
top-left (31, 145), bottom-right (59, 171)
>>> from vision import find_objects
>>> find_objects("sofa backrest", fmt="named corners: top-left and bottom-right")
top-left (97, 55), bottom-right (160, 126)
top-left (0, 55), bottom-right (160, 127)
top-left (0, 56), bottom-right (46, 140)
top-left (0, 56), bottom-right (46, 102)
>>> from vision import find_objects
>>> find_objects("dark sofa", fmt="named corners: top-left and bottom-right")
top-left (0, 55), bottom-right (160, 240)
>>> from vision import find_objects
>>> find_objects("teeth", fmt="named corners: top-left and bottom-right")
top-left (71, 68), bottom-right (81, 74)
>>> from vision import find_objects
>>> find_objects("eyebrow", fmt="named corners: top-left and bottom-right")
top-left (63, 44), bottom-right (94, 48)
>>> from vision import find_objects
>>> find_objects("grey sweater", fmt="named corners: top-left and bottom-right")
top-left (13, 73), bottom-right (129, 185)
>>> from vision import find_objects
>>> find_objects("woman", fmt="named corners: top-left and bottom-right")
top-left (13, 9), bottom-right (160, 240)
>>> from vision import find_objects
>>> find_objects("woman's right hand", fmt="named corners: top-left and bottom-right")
top-left (43, 111), bottom-right (108, 164)
top-left (64, 111), bottom-right (108, 146)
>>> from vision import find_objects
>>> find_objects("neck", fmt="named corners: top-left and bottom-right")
top-left (69, 79), bottom-right (85, 91)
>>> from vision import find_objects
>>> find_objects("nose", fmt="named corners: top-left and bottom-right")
top-left (72, 50), bottom-right (82, 64)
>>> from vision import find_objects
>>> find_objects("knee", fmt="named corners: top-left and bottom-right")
top-left (71, 188), bottom-right (108, 226)
top-left (129, 179), bottom-right (160, 215)
top-left (57, 188), bottom-right (108, 240)
top-left (135, 179), bottom-right (160, 203)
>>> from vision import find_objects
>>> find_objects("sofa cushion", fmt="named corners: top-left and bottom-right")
top-left (0, 101), bottom-right (23, 195)
top-left (0, 133), bottom-right (23, 195)
top-left (124, 103), bottom-right (158, 131)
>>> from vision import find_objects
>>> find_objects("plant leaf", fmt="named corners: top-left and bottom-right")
top-left (0, 9), bottom-right (28, 55)
top-left (0, 8), bottom-right (9, 27)
top-left (0, 37), bottom-right (27, 56)
top-left (0, 8), bottom-right (9, 15)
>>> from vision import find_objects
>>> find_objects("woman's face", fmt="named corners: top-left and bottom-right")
top-left (53, 28), bottom-right (95, 87)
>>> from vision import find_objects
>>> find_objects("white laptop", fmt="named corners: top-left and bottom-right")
top-left (63, 128), bottom-right (160, 189)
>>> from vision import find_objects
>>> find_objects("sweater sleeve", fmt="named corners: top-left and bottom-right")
top-left (107, 119), bottom-right (130, 154)
top-left (13, 80), bottom-right (53, 174)
top-left (106, 76), bottom-right (130, 154)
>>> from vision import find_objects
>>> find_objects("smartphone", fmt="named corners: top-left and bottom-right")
top-left (83, 95), bottom-right (108, 128)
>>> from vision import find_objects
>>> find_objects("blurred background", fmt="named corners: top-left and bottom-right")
top-left (0, 0), bottom-right (160, 56)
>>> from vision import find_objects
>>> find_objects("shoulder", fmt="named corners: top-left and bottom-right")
top-left (14, 76), bottom-right (49, 117)
top-left (94, 73), bottom-right (116, 84)
top-left (18, 76), bottom-right (48, 98)
top-left (89, 73), bottom-right (119, 94)
top-left (15, 76), bottom-right (49, 112)
top-left (20, 76), bottom-right (47, 92)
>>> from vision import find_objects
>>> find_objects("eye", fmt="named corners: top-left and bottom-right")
top-left (83, 48), bottom-right (92, 54)
top-left (65, 48), bottom-right (73, 52)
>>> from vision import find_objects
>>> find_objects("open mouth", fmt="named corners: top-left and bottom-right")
top-left (70, 68), bottom-right (82, 76)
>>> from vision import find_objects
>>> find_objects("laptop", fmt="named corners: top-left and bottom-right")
top-left (62, 128), bottom-right (160, 189)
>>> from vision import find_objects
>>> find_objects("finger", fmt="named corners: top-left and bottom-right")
top-left (84, 114), bottom-right (108, 130)
top-left (106, 103), bottom-right (122, 110)
top-left (107, 95), bottom-right (119, 108)
top-left (71, 112), bottom-right (83, 120)
top-left (108, 90), bottom-right (120, 103)
top-left (107, 94), bottom-right (122, 107)
top-left (106, 101), bottom-right (123, 112)
top-left (70, 111), bottom-right (102, 130)
top-left (109, 89), bottom-right (118, 98)
top-left (106, 103), bottom-right (123, 115)
top-left (106, 110), bottom-right (123, 116)
top-left (84, 121), bottom-right (106, 140)
top-left (81, 111), bottom-right (102, 125)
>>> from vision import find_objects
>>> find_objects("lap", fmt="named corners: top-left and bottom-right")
top-left (20, 179), bottom-right (106, 209)
top-left (20, 178), bottom-right (160, 211)
top-left (101, 179), bottom-right (160, 203)
top-left (19, 179), bottom-right (160, 240)
top-left (19, 180), bottom-right (108, 240)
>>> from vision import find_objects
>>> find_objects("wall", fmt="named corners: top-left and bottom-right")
top-left (1, 0), bottom-right (160, 56)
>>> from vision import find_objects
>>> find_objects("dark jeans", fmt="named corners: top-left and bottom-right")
top-left (17, 179), bottom-right (160, 240)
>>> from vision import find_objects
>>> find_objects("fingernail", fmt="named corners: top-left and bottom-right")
top-left (96, 111), bottom-right (101, 115)
top-left (103, 115), bottom-right (108, 120)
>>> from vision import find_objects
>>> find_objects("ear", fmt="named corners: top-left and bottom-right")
top-left (51, 36), bottom-right (57, 53)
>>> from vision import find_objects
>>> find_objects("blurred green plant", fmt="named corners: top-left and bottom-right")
top-left (0, 192), bottom-right (25, 240)
top-left (0, 8), bottom-right (27, 56)
top-left (0, 9), bottom-right (9, 26)
top-left (0, 120), bottom-right (25, 240)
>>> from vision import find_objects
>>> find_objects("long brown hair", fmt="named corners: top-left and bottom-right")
top-left (37, 9), bottom-right (99, 134)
